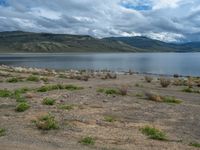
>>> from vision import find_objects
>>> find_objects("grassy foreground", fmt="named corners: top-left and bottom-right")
top-left (0, 65), bottom-right (200, 150)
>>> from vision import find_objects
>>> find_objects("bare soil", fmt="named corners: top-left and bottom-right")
top-left (0, 66), bottom-right (200, 150)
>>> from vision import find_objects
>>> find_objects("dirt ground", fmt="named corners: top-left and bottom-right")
top-left (0, 66), bottom-right (200, 150)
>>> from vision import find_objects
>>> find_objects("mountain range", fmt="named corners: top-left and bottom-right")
top-left (0, 31), bottom-right (200, 53)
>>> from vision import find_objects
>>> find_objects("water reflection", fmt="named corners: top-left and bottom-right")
top-left (0, 53), bottom-right (200, 76)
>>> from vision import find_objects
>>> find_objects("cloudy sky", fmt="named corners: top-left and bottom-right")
top-left (0, 0), bottom-right (200, 42)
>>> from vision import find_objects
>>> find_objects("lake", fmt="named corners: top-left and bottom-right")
top-left (0, 53), bottom-right (200, 76)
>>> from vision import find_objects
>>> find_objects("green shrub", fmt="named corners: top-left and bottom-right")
top-left (42, 98), bottom-right (55, 105)
top-left (140, 126), bottom-right (167, 140)
top-left (14, 87), bottom-right (29, 94)
top-left (182, 87), bottom-right (200, 94)
top-left (135, 83), bottom-right (144, 88)
top-left (189, 142), bottom-right (200, 148)
top-left (145, 92), bottom-right (182, 104)
top-left (162, 96), bottom-right (182, 104)
top-left (104, 116), bottom-right (116, 122)
top-left (40, 77), bottom-right (49, 83)
top-left (97, 88), bottom-right (119, 95)
top-left (135, 93), bottom-right (144, 98)
top-left (37, 84), bottom-right (83, 92)
top-left (0, 128), bottom-right (6, 136)
top-left (0, 89), bottom-right (12, 98)
top-left (58, 104), bottom-right (74, 110)
top-left (12, 88), bottom-right (29, 102)
top-left (27, 75), bottom-right (40, 82)
top-left (79, 136), bottom-right (95, 145)
top-left (35, 114), bottom-right (59, 130)
top-left (6, 77), bottom-right (22, 83)
top-left (15, 102), bottom-right (30, 112)
top-left (64, 85), bottom-right (83, 91)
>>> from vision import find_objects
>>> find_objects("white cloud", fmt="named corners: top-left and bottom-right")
top-left (29, 8), bottom-right (62, 20)
top-left (0, 0), bottom-right (199, 42)
top-left (146, 32), bottom-right (185, 42)
top-left (152, 0), bottom-right (181, 10)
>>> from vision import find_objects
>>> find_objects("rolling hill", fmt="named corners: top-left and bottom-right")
top-left (0, 31), bottom-right (200, 52)
top-left (105, 36), bottom-right (200, 52)
top-left (0, 31), bottom-right (142, 53)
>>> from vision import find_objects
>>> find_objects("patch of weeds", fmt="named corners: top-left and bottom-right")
top-left (162, 96), bottom-right (182, 104)
top-left (135, 83), bottom-right (144, 88)
top-left (189, 142), bottom-right (200, 148)
top-left (64, 84), bottom-right (83, 91)
top-left (140, 126), bottom-right (167, 141)
top-left (0, 128), bottom-right (6, 137)
top-left (104, 116), bottom-right (116, 122)
top-left (14, 87), bottom-right (29, 94)
top-left (135, 93), bottom-right (144, 98)
top-left (6, 77), bottom-right (22, 83)
top-left (12, 88), bottom-right (29, 102)
top-left (145, 92), bottom-right (182, 104)
top-left (58, 104), bottom-right (74, 110)
top-left (15, 94), bottom-right (27, 103)
top-left (34, 114), bottom-right (59, 130)
top-left (40, 77), bottom-right (49, 83)
top-left (97, 88), bottom-right (119, 95)
top-left (182, 87), bottom-right (200, 94)
top-left (27, 75), bottom-right (40, 82)
top-left (15, 102), bottom-right (30, 112)
top-left (32, 72), bottom-right (40, 75)
top-left (42, 98), bottom-right (56, 105)
top-left (37, 84), bottom-right (83, 92)
top-left (0, 89), bottom-right (12, 98)
top-left (79, 136), bottom-right (95, 145)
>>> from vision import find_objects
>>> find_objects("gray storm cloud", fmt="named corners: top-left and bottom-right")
top-left (0, 0), bottom-right (200, 42)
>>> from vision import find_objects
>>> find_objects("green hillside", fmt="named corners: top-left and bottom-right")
top-left (0, 31), bottom-right (142, 53)
top-left (0, 31), bottom-right (200, 53)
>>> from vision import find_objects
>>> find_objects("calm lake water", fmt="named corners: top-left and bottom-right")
top-left (0, 53), bottom-right (200, 76)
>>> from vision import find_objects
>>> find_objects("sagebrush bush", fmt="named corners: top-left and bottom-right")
top-left (140, 126), bottom-right (167, 140)
top-left (37, 84), bottom-right (83, 92)
top-left (118, 85), bottom-right (128, 96)
top-left (16, 102), bottom-right (30, 112)
top-left (58, 104), bottom-right (74, 110)
top-left (0, 128), bottom-right (6, 137)
top-left (0, 89), bottom-right (12, 98)
top-left (104, 116), bottom-right (116, 122)
top-left (160, 78), bottom-right (171, 87)
top-left (145, 92), bottom-right (162, 102)
top-left (27, 75), bottom-right (40, 82)
top-left (42, 98), bottom-right (55, 105)
top-left (79, 136), bottom-right (95, 145)
top-left (35, 114), bottom-right (59, 130)
top-left (6, 77), bottom-right (22, 83)
top-left (145, 76), bottom-right (153, 83)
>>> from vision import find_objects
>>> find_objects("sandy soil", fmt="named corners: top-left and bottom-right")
top-left (0, 66), bottom-right (199, 150)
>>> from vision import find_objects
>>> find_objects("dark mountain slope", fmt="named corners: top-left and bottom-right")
top-left (0, 31), bottom-right (143, 53)
top-left (105, 36), bottom-right (200, 52)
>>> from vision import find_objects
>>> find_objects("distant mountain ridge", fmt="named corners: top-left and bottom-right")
top-left (105, 36), bottom-right (200, 52)
top-left (0, 31), bottom-right (200, 53)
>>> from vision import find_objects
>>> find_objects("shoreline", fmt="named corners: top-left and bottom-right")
top-left (0, 64), bottom-right (197, 78)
